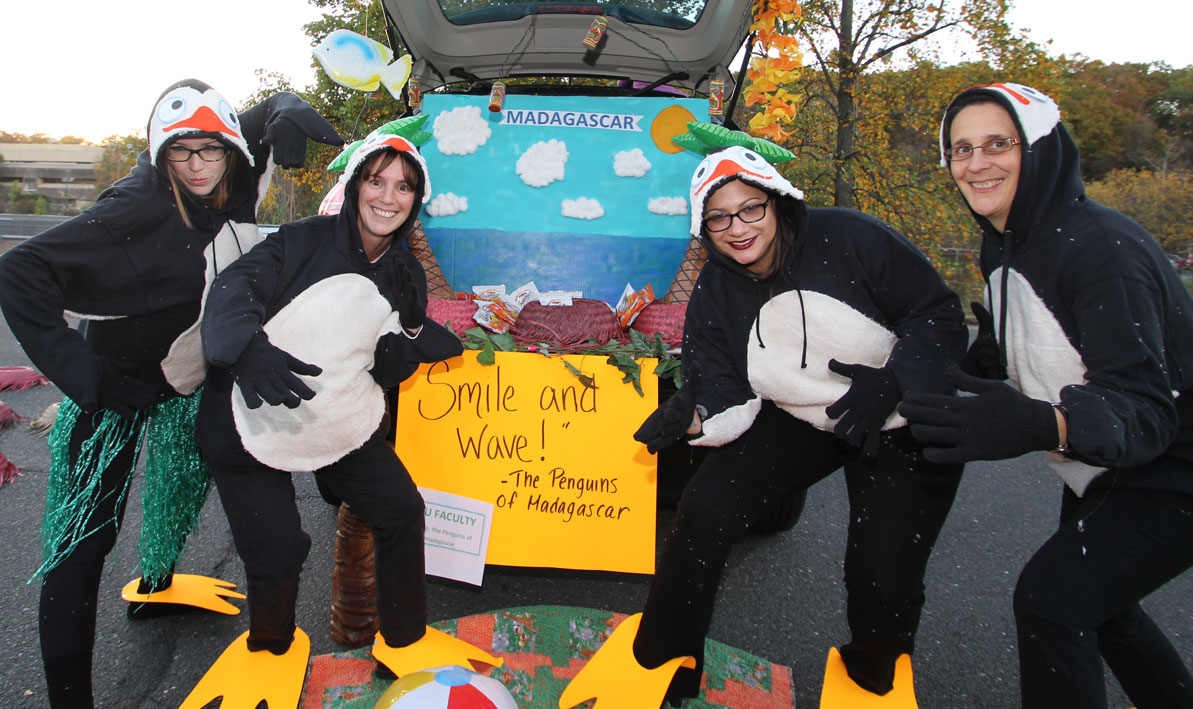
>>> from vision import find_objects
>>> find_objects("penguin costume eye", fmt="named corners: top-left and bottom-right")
top-left (741, 149), bottom-right (762, 164)
top-left (156, 96), bottom-right (188, 124)
top-left (692, 164), bottom-right (708, 185)
top-left (218, 100), bottom-right (239, 127)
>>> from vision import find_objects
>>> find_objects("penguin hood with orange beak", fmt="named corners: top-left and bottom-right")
top-left (688, 145), bottom-right (803, 238)
top-left (148, 79), bottom-right (254, 168)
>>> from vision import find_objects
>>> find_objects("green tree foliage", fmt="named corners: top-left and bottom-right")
top-left (245, 1), bottom-right (414, 222)
top-left (94, 133), bottom-right (148, 194)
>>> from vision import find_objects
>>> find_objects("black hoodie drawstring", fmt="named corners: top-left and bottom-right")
top-left (214, 221), bottom-right (247, 278)
top-left (997, 229), bottom-right (1011, 371)
top-left (753, 281), bottom-right (808, 368)
top-left (796, 287), bottom-right (807, 368)
top-left (754, 284), bottom-right (766, 349)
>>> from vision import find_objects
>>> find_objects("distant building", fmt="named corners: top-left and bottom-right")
top-left (0, 143), bottom-right (105, 214)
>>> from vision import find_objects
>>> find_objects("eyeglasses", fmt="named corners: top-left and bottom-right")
top-left (945, 137), bottom-right (1022, 161)
top-left (702, 200), bottom-right (770, 232)
top-left (165, 144), bottom-right (228, 162)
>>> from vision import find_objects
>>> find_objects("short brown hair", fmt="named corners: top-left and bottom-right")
top-left (356, 148), bottom-right (423, 194)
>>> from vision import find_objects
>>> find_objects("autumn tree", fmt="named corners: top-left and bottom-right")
top-left (244, 0), bottom-right (414, 221)
top-left (772, 0), bottom-right (1052, 210)
top-left (93, 133), bottom-right (148, 194)
top-left (1058, 61), bottom-right (1171, 180)
top-left (0, 131), bottom-right (53, 144)
top-left (1086, 168), bottom-right (1193, 256)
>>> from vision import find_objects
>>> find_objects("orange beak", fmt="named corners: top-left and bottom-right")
top-left (380, 136), bottom-right (414, 152)
top-left (698, 159), bottom-right (772, 195)
top-left (163, 105), bottom-right (241, 139)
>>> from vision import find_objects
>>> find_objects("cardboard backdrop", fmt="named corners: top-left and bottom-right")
top-left (418, 93), bottom-right (709, 303)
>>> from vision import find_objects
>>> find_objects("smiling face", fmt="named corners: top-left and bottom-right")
top-left (165, 137), bottom-right (228, 199)
top-left (703, 179), bottom-right (778, 276)
top-left (948, 102), bottom-right (1022, 233)
top-left (355, 152), bottom-right (418, 245)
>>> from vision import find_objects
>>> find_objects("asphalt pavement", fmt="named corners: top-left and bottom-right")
top-left (0, 271), bottom-right (1190, 707)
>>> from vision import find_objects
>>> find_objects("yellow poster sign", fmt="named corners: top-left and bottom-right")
top-left (396, 350), bottom-right (659, 574)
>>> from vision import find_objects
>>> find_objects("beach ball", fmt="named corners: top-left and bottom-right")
top-left (374, 665), bottom-right (517, 708)
top-left (318, 181), bottom-right (346, 215)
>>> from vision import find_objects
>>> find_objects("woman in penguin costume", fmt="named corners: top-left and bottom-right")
top-left (561, 144), bottom-right (968, 708)
top-left (900, 83), bottom-right (1193, 708)
top-left (186, 118), bottom-right (500, 707)
top-left (0, 79), bottom-right (341, 708)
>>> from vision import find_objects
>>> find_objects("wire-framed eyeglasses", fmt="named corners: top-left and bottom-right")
top-left (165, 144), bottom-right (228, 163)
top-left (702, 200), bottom-right (770, 233)
top-left (945, 137), bottom-right (1022, 161)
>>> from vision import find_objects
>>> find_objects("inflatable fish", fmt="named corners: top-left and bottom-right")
top-left (313, 29), bottom-right (412, 100)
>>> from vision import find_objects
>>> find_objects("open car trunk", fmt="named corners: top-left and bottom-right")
top-left (382, 0), bottom-right (755, 98)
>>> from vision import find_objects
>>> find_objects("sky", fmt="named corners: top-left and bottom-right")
top-left (2, 0), bottom-right (1192, 144)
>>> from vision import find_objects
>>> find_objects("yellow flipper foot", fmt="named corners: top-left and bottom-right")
top-left (121, 574), bottom-right (245, 615)
top-left (372, 625), bottom-right (504, 677)
top-left (819, 646), bottom-right (917, 708)
top-left (179, 627), bottom-right (309, 709)
top-left (559, 613), bottom-right (697, 709)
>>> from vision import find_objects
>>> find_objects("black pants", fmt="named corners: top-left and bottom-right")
top-left (39, 410), bottom-right (139, 709)
top-left (634, 401), bottom-right (962, 697)
top-left (1014, 476), bottom-right (1193, 709)
top-left (211, 435), bottom-right (428, 649)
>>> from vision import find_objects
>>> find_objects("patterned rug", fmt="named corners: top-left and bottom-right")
top-left (302, 605), bottom-right (794, 708)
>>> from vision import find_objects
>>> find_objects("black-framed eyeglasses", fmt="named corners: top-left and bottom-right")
top-left (945, 137), bottom-right (1022, 161)
top-left (165, 144), bottom-right (228, 163)
top-left (702, 200), bottom-right (770, 232)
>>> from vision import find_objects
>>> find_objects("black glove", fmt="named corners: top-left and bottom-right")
top-left (634, 361), bottom-right (703, 454)
top-left (389, 259), bottom-right (426, 330)
top-left (824, 359), bottom-right (900, 458)
top-left (97, 360), bottom-right (164, 421)
top-left (229, 332), bottom-right (322, 409)
top-left (263, 117), bottom-right (311, 168)
top-left (961, 302), bottom-right (1007, 380)
top-left (898, 366), bottom-right (1059, 464)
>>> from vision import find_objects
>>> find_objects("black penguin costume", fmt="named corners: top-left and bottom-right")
top-left (0, 78), bottom-right (342, 708)
top-left (900, 82), bottom-right (1193, 708)
top-left (186, 122), bottom-right (498, 708)
top-left (568, 145), bottom-right (967, 705)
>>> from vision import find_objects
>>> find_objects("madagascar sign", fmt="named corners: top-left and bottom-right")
top-left (396, 350), bottom-right (659, 574)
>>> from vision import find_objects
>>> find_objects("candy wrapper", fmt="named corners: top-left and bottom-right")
top-left (472, 285), bottom-right (507, 301)
top-left (508, 282), bottom-right (541, 310)
top-left (471, 282), bottom-right (543, 333)
top-left (474, 300), bottom-right (518, 333)
top-left (615, 283), bottom-right (654, 328)
top-left (537, 290), bottom-right (583, 306)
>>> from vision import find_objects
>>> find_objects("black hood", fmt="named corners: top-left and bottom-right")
top-left (341, 159), bottom-right (425, 263)
top-left (941, 83), bottom-right (1086, 240)
top-left (941, 83), bottom-right (1088, 371)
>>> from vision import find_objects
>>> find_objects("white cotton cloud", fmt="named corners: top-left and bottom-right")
top-left (561, 197), bottom-right (605, 220)
top-left (648, 196), bottom-right (688, 216)
top-left (432, 106), bottom-right (492, 156)
top-left (427, 192), bottom-right (468, 217)
top-left (516, 139), bottom-right (568, 187)
top-left (614, 148), bottom-right (652, 177)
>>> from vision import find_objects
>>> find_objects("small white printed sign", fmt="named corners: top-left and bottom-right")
top-left (419, 487), bottom-right (493, 586)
